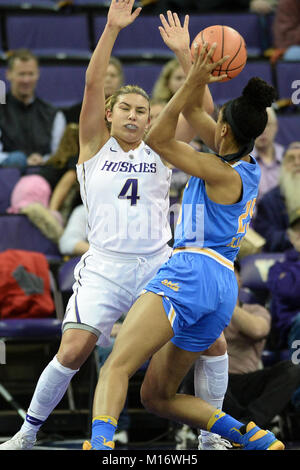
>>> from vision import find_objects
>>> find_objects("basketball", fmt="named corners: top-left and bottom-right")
top-left (191, 25), bottom-right (247, 82)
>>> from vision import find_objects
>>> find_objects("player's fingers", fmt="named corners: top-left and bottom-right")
top-left (206, 42), bottom-right (217, 61)
top-left (183, 14), bottom-right (189, 30)
top-left (173, 12), bottom-right (182, 27)
top-left (159, 13), bottom-right (170, 31)
top-left (211, 55), bottom-right (230, 70)
top-left (132, 6), bottom-right (142, 19)
top-left (197, 41), bottom-right (208, 64)
top-left (158, 26), bottom-right (169, 40)
top-left (209, 74), bottom-right (228, 83)
top-left (167, 10), bottom-right (175, 27)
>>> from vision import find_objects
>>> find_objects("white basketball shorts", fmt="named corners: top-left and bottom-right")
top-left (62, 244), bottom-right (171, 346)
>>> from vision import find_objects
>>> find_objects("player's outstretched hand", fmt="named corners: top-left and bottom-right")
top-left (107, 0), bottom-right (142, 31)
top-left (187, 42), bottom-right (229, 86)
top-left (159, 10), bottom-right (190, 54)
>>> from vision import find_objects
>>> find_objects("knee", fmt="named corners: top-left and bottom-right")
top-left (140, 381), bottom-right (162, 414)
top-left (56, 347), bottom-right (81, 370)
top-left (205, 333), bottom-right (227, 356)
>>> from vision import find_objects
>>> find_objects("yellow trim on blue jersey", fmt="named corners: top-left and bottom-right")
top-left (167, 304), bottom-right (176, 327)
top-left (172, 247), bottom-right (234, 271)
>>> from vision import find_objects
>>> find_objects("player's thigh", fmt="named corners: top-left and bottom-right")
top-left (104, 292), bottom-right (174, 378)
top-left (141, 341), bottom-right (202, 402)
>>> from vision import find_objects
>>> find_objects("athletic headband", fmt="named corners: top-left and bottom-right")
top-left (216, 100), bottom-right (255, 163)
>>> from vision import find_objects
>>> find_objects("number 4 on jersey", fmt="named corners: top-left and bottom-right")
top-left (118, 178), bottom-right (140, 206)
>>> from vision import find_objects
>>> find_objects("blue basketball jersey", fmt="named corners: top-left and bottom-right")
top-left (173, 156), bottom-right (261, 262)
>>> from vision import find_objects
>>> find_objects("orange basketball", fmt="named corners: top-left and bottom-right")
top-left (191, 25), bottom-right (247, 82)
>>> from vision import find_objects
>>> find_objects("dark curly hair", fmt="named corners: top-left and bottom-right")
top-left (222, 77), bottom-right (277, 146)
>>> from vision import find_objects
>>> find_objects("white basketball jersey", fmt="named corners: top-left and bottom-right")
top-left (77, 136), bottom-right (172, 255)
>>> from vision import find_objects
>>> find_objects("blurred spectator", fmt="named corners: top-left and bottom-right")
top-left (0, 49), bottom-right (66, 171)
top-left (273, 0), bottom-right (300, 61)
top-left (59, 204), bottom-right (89, 257)
top-left (252, 142), bottom-right (300, 252)
top-left (7, 124), bottom-right (81, 242)
top-left (250, 0), bottom-right (277, 14)
top-left (152, 58), bottom-right (185, 102)
top-left (267, 208), bottom-right (300, 357)
top-left (63, 57), bottom-right (124, 124)
top-left (252, 107), bottom-right (285, 201)
top-left (223, 260), bottom-right (300, 428)
top-left (149, 98), bottom-right (167, 129)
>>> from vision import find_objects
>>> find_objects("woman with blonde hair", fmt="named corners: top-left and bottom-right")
top-left (152, 57), bottom-right (186, 102)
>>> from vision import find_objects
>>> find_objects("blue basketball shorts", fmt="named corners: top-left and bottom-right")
top-left (144, 250), bottom-right (238, 352)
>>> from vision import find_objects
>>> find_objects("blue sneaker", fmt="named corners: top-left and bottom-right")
top-left (82, 436), bottom-right (115, 450)
top-left (240, 422), bottom-right (284, 450)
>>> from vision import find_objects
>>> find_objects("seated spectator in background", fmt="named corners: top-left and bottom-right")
top-left (252, 107), bottom-right (285, 201)
top-left (249, 0), bottom-right (277, 14)
top-left (152, 58), bottom-right (185, 102)
top-left (253, 142), bottom-right (300, 252)
top-left (222, 261), bottom-right (300, 430)
top-left (63, 57), bottom-right (124, 124)
top-left (267, 208), bottom-right (300, 358)
top-left (7, 124), bottom-right (81, 243)
top-left (59, 204), bottom-right (88, 257)
top-left (272, 0), bottom-right (300, 60)
top-left (0, 49), bottom-right (66, 171)
top-left (149, 98), bottom-right (167, 129)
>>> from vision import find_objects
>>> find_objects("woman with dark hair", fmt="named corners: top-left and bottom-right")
top-left (87, 42), bottom-right (283, 451)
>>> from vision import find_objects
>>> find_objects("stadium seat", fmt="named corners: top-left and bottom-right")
top-left (0, 214), bottom-right (61, 259)
top-left (209, 60), bottom-right (273, 105)
top-left (0, 262), bottom-right (65, 421)
top-left (37, 64), bottom-right (86, 107)
top-left (93, 15), bottom-right (173, 60)
top-left (0, 168), bottom-right (21, 214)
top-left (6, 14), bottom-right (91, 57)
top-left (275, 61), bottom-right (300, 100)
top-left (123, 63), bottom-right (163, 96)
top-left (277, 114), bottom-right (300, 148)
top-left (57, 256), bottom-right (79, 297)
top-left (0, 0), bottom-right (55, 6)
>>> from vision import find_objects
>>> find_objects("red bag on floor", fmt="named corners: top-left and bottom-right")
top-left (0, 249), bottom-right (55, 318)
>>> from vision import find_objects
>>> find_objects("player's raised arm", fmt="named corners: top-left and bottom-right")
top-left (145, 43), bottom-right (229, 182)
top-left (158, 11), bottom-right (214, 143)
top-left (79, 0), bottom-right (141, 164)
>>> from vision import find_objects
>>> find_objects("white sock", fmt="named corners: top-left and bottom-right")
top-left (194, 353), bottom-right (228, 443)
top-left (20, 355), bottom-right (79, 440)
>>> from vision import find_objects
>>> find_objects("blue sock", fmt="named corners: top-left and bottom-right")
top-left (207, 410), bottom-right (246, 444)
top-left (91, 415), bottom-right (118, 449)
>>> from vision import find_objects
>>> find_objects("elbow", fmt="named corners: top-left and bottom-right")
top-left (84, 72), bottom-right (103, 91)
top-left (205, 100), bottom-right (214, 117)
top-left (251, 325), bottom-right (270, 341)
top-left (145, 133), bottom-right (164, 153)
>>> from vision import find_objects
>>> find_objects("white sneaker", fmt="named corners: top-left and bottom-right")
top-left (198, 432), bottom-right (232, 450)
top-left (175, 425), bottom-right (198, 450)
top-left (0, 431), bottom-right (36, 450)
